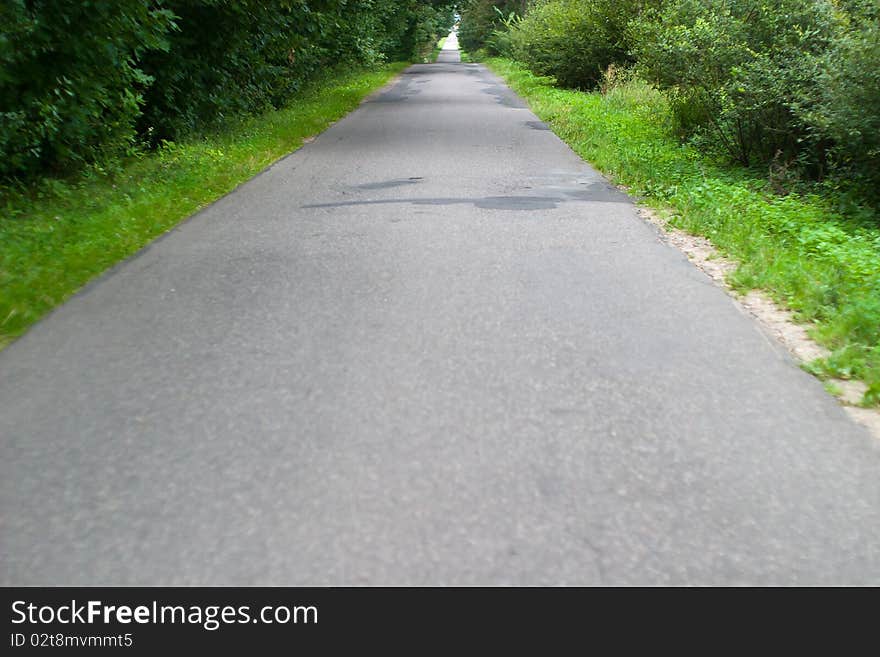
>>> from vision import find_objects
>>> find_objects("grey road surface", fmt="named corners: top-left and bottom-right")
top-left (2, 39), bottom-right (879, 585)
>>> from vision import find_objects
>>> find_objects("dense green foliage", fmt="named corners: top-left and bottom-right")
top-left (139, 0), bottom-right (332, 142)
top-left (0, 0), bottom-right (454, 177)
top-left (809, 2), bottom-right (880, 200)
top-left (457, 0), bottom-right (525, 54)
top-left (138, 0), bottom-right (448, 141)
top-left (507, 0), bottom-right (650, 89)
top-left (630, 0), bottom-right (841, 169)
top-left (0, 1), bottom-right (174, 176)
top-left (487, 57), bottom-right (880, 404)
top-left (463, 0), bottom-right (880, 197)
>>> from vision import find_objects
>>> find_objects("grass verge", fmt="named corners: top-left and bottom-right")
top-left (485, 57), bottom-right (880, 406)
top-left (0, 63), bottom-right (407, 350)
top-left (430, 37), bottom-right (448, 62)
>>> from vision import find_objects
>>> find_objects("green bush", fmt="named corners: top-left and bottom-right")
top-left (808, 4), bottom-right (880, 200)
top-left (629, 0), bottom-right (842, 169)
top-left (507, 0), bottom-right (650, 89)
top-left (458, 0), bottom-right (525, 54)
top-left (0, 1), bottom-right (173, 177)
top-left (400, 1), bottom-right (458, 61)
top-left (137, 1), bottom-right (324, 142)
top-left (0, 1), bottom-right (454, 175)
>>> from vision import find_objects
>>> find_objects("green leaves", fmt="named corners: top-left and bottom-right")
top-left (628, 0), bottom-right (879, 186)
top-left (810, 11), bottom-right (880, 200)
top-left (486, 1), bottom-right (658, 90)
top-left (0, 1), bottom-right (454, 179)
top-left (0, 1), bottom-right (174, 177)
top-left (458, 1), bottom-right (525, 54)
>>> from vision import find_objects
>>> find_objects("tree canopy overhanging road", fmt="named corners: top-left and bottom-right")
top-left (2, 37), bottom-right (879, 585)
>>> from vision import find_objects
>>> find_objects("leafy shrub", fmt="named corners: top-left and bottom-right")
top-left (400, 1), bottom-right (458, 61)
top-left (458, 0), bottom-right (525, 54)
top-left (485, 9), bottom-right (523, 58)
top-left (140, 1), bottom-right (452, 141)
top-left (629, 0), bottom-right (842, 169)
top-left (0, 1), bottom-right (454, 176)
top-left (507, 0), bottom-right (650, 89)
top-left (0, 1), bottom-right (174, 177)
top-left (137, 1), bottom-right (324, 141)
top-left (807, 4), bottom-right (880, 200)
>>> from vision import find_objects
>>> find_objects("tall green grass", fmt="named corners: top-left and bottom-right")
top-left (0, 63), bottom-right (407, 349)
top-left (486, 58), bottom-right (880, 405)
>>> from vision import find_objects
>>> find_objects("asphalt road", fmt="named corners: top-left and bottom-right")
top-left (2, 37), bottom-right (879, 585)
